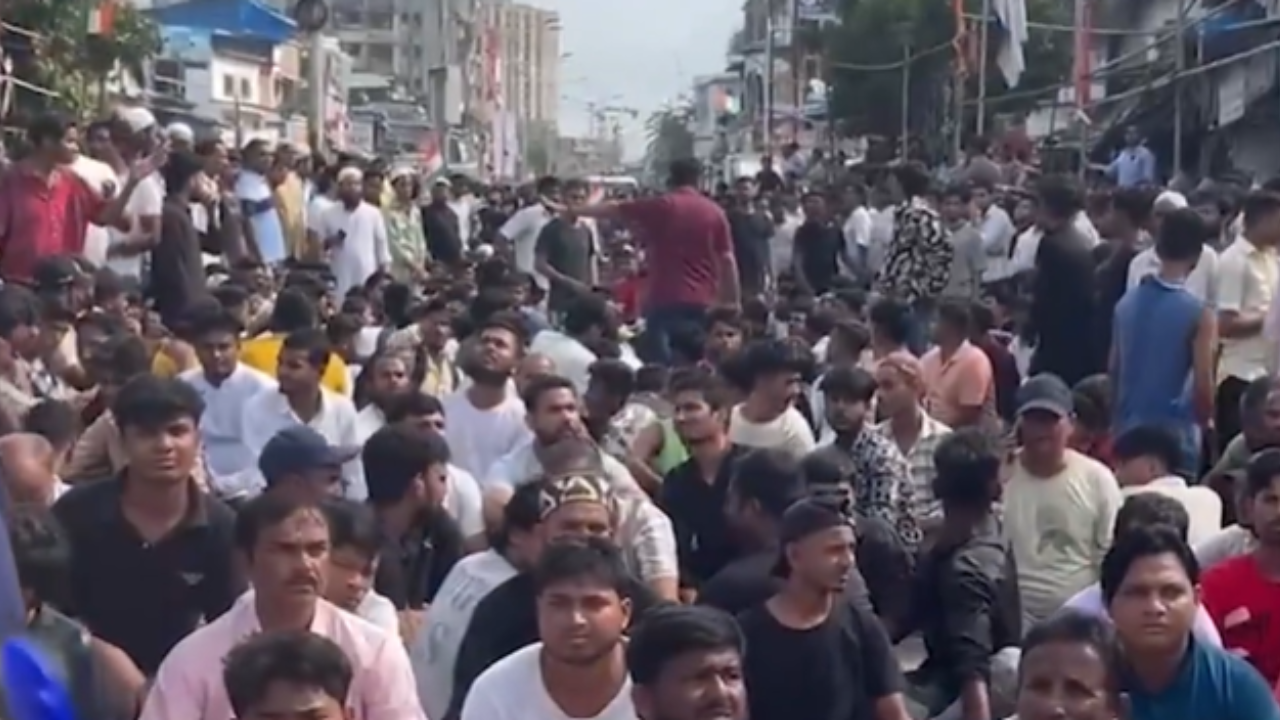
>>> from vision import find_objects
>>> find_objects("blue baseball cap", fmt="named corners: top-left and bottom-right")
top-left (258, 426), bottom-right (359, 486)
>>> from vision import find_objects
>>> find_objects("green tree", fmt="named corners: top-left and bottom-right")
top-left (643, 105), bottom-right (695, 174)
top-left (3, 0), bottom-right (160, 119)
top-left (825, 0), bottom-right (1072, 141)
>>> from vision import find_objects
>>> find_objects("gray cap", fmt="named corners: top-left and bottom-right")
top-left (1017, 374), bottom-right (1074, 417)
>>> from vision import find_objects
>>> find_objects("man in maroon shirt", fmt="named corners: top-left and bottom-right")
top-left (0, 113), bottom-right (159, 284)
top-left (557, 159), bottom-right (740, 365)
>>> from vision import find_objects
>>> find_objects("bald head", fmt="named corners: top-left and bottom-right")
top-left (515, 353), bottom-right (557, 394)
top-left (0, 433), bottom-right (58, 506)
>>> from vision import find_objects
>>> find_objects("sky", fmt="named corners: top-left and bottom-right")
top-left (527, 0), bottom-right (742, 161)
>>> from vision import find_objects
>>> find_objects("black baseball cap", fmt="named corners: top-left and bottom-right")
top-left (258, 426), bottom-right (359, 487)
top-left (32, 256), bottom-right (81, 290)
top-left (772, 497), bottom-right (854, 577)
top-left (1017, 374), bottom-right (1074, 418)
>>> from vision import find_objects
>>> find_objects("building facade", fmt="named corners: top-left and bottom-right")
top-left (482, 0), bottom-right (559, 126)
top-left (146, 0), bottom-right (350, 147)
top-left (328, 0), bottom-right (428, 95)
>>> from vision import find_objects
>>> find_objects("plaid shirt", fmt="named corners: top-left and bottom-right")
top-left (874, 412), bottom-right (952, 521)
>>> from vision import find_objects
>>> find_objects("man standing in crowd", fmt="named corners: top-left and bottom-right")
top-left (1106, 126), bottom-right (1158, 188)
top-left (726, 176), bottom-right (773, 300)
top-left (564, 159), bottom-right (739, 365)
top-left (534, 178), bottom-right (597, 320)
top-left (1028, 177), bottom-right (1101, 386)
top-left (0, 114), bottom-right (161, 284)
top-left (792, 190), bottom-right (847, 297)
top-left (1112, 207), bottom-right (1216, 472)
top-left (1215, 191), bottom-right (1280, 450)
top-left (876, 162), bottom-right (952, 353)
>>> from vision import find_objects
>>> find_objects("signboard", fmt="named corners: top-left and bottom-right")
top-left (795, 0), bottom-right (839, 23)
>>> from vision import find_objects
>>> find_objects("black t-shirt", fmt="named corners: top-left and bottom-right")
top-left (658, 445), bottom-right (747, 588)
top-left (757, 169), bottom-right (784, 194)
top-left (534, 217), bottom-right (595, 312)
top-left (795, 220), bottom-right (843, 294)
top-left (1095, 243), bottom-right (1138, 356)
top-left (738, 601), bottom-right (905, 720)
top-left (151, 199), bottom-right (209, 327)
top-left (373, 508), bottom-right (464, 610)
top-left (422, 203), bottom-right (463, 264)
top-left (727, 208), bottom-right (772, 296)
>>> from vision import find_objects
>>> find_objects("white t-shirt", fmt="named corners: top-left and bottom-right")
top-left (1192, 524), bottom-right (1256, 571)
top-left (529, 329), bottom-right (596, 396)
top-left (461, 643), bottom-right (635, 720)
top-left (69, 156), bottom-right (117, 266)
top-left (771, 213), bottom-right (803, 276)
top-left (1004, 450), bottom-right (1122, 629)
top-left (727, 405), bottom-right (817, 460)
top-left (107, 171), bottom-right (164, 278)
top-left (412, 550), bottom-right (518, 720)
top-left (316, 201), bottom-right (391, 298)
top-left (1123, 478), bottom-right (1222, 546)
top-left (441, 389), bottom-right (531, 478)
top-left (843, 206), bottom-right (873, 253)
top-left (499, 204), bottom-right (554, 287)
top-left (355, 590), bottom-right (400, 637)
top-left (307, 194), bottom-right (337, 234)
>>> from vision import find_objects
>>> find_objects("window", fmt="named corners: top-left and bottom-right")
top-left (222, 75), bottom-right (235, 98)
top-left (239, 77), bottom-right (252, 101)
top-left (153, 59), bottom-right (182, 97)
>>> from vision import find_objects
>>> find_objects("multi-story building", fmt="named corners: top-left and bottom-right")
top-left (146, 0), bottom-right (350, 147)
top-left (329, 0), bottom-right (428, 95)
top-left (482, 0), bottom-right (559, 127)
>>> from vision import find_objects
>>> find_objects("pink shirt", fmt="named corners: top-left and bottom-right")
top-left (140, 594), bottom-right (426, 720)
top-left (921, 340), bottom-right (996, 428)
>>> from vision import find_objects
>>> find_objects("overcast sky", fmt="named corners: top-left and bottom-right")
top-left (528, 0), bottom-right (741, 160)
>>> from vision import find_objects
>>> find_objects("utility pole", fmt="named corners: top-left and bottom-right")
top-left (976, 0), bottom-right (991, 136)
top-left (307, 33), bottom-right (326, 150)
top-left (763, 8), bottom-right (775, 152)
top-left (1172, 0), bottom-right (1186, 176)
top-left (292, 0), bottom-right (331, 152)
top-left (900, 39), bottom-right (911, 159)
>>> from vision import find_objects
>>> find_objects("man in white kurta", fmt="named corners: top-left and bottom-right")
top-left (317, 166), bottom-right (391, 297)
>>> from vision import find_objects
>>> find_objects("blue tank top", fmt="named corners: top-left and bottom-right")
top-left (1113, 275), bottom-right (1202, 435)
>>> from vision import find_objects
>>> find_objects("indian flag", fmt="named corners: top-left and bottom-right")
top-left (88, 0), bottom-right (117, 35)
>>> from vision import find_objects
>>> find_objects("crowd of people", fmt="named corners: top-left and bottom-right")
top-left (1, 104), bottom-right (1280, 720)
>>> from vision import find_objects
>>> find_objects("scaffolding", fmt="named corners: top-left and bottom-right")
top-left (823, 0), bottom-right (1279, 170)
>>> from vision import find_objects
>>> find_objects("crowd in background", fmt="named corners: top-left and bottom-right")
top-left (0, 104), bottom-right (1278, 720)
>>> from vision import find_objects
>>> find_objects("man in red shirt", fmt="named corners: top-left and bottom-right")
top-left (555, 159), bottom-right (739, 365)
top-left (1201, 448), bottom-right (1280, 686)
top-left (0, 113), bottom-right (160, 284)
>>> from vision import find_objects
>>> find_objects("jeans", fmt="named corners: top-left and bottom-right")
top-left (639, 304), bottom-right (708, 366)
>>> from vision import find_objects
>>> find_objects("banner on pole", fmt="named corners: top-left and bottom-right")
top-left (795, 0), bottom-right (839, 23)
